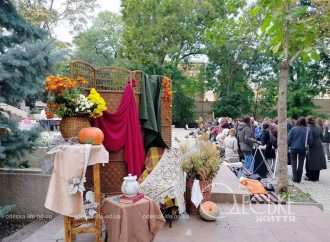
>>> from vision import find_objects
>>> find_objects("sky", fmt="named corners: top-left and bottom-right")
top-left (54, 0), bottom-right (121, 43)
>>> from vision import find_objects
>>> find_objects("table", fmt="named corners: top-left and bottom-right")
top-left (44, 144), bottom-right (109, 242)
top-left (64, 163), bottom-right (102, 242)
top-left (102, 195), bottom-right (165, 242)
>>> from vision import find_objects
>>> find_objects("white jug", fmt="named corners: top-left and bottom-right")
top-left (121, 174), bottom-right (140, 197)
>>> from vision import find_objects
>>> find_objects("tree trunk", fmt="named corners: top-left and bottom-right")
top-left (276, 60), bottom-right (289, 193)
top-left (276, 1), bottom-right (289, 193)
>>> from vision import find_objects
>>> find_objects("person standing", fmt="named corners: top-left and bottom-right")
top-left (224, 128), bottom-right (240, 163)
top-left (322, 120), bottom-right (330, 161)
top-left (260, 123), bottom-right (276, 161)
top-left (237, 117), bottom-right (255, 171)
top-left (305, 117), bottom-right (327, 181)
top-left (288, 117), bottom-right (309, 183)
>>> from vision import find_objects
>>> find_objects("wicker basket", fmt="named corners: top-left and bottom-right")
top-left (185, 178), bottom-right (213, 215)
top-left (59, 116), bottom-right (91, 140)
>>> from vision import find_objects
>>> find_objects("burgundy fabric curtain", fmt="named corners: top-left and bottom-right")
top-left (92, 84), bottom-right (145, 176)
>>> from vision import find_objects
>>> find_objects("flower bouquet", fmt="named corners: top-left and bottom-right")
top-left (45, 75), bottom-right (107, 139)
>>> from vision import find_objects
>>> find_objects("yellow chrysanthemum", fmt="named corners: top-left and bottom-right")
top-left (87, 88), bottom-right (107, 117)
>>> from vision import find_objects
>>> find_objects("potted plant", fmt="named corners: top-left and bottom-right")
top-left (45, 76), bottom-right (107, 139)
top-left (181, 138), bottom-right (221, 214)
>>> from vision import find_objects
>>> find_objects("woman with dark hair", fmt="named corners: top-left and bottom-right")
top-left (288, 117), bottom-right (309, 183)
top-left (260, 123), bottom-right (276, 160)
top-left (305, 117), bottom-right (327, 181)
top-left (237, 117), bottom-right (255, 171)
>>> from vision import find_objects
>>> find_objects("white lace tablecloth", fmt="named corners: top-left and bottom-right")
top-left (140, 149), bottom-right (186, 214)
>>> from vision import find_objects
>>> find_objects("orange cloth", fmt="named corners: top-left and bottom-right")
top-left (240, 178), bottom-right (267, 194)
top-left (102, 196), bottom-right (165, 242)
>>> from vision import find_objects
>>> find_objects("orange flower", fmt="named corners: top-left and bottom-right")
top-left (162, 76), bottom-right (172, 102)
top-left (44, 75), bottom-right (88, 93)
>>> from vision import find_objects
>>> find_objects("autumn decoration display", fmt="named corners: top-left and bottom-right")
top-left (45, 75), bottom-right (107, 118)
top-left (45, 75), bottom-right (107, 139)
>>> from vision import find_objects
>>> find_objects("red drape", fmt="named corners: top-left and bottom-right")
top-left (92, 84), bottom-right (145, 176)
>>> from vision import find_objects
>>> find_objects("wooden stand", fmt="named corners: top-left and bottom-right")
top-left (64, 164), bottom-right (102, 242)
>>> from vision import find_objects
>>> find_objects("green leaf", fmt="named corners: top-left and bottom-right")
top-left (250, 5), bottom-right (261, 17)
top-left (261, 14), bottom-right (272, 33)
top-left (310, 50), bottom-right (320, 62)
top-left (271, 42), bottom-right (282, 53)
top-left (301, 51), bottom-right (310, 63)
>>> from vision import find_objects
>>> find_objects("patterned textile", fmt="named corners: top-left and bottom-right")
top-left (140, 149), bottom-right (186, 214)
top-left (138, 147), bottom-right (164, 183)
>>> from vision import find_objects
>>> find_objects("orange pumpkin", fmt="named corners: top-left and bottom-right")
top-left (46, 111), bottom-right (54, 119)
top-left (199, 201), bottom-right (219, 221)
top-left (78, 127), bottom-right (104, 145)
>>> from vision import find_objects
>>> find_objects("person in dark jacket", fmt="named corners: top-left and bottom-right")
top-left (237, 117), bottom-right (255, 171)
top-left (305, 117), bottom-right (327, 181)
top-left (324, 120), bottom-right (330, 161)
top-left (253, 122), bottom-right (275, 177)
top-left (288, 117), bottom-right (309, 183)
top-left (260, 123), bottom-right (276, 160)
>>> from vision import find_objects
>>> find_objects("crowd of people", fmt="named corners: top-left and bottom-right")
top-left (196, 116), bottom-right (330, 183)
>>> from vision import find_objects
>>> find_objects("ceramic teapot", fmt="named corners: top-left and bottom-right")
top-left (121, 174), bottom-right (140, 197)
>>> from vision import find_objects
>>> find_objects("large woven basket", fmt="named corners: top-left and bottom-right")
top-left (185, 178), bottom-right (212, 215)
top-left (59, 116), bottom-right (91, 140)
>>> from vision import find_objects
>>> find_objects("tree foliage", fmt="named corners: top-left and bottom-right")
top-left (13, 0), bottom-right (97, 33)
top-left (73, 11), bottom-right (123, 67)
top-left (0, 0), bottom-right (59, 167)
top-left (203, 1), bottom-right (255, 118)
top-left (121, 0), bottom-right (225, 71)
top-left (0, 0), bottom-right (59, 106)
top-left (162, 64), bottom-right (196, 125)
top-left (0, 113), bottom-right (40, 167)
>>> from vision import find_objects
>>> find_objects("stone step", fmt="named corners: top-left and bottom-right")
top-left (210, 164), bottom-right (250, 204)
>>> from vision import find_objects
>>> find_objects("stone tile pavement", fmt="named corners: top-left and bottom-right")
top-left (288, 162), bottom-right (330, 213)
top-left (15, 204), bottom-right (330, 242)
top-left (156, 204), bottom-right (330, 242)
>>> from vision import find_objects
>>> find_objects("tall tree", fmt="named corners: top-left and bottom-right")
top-left (121, 0), bottom-right (225, 72)
top-left (253, 0), bottom-right (324, 192)
top-left (73, 11), bottom-right (123, 67)
top-left (0, 0), bottom-right (59, 167)
top-left (13, 0), bottom-right (97, 33)
top-left (203, 0), bottom-right (255, 118)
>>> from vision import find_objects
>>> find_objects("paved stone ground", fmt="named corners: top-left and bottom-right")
top-left (155, 204), bottom-right (330, 242)
top-left (15, 204), bottom-right (330, 242)
top-left (288, 163), bottom-right (330, 213)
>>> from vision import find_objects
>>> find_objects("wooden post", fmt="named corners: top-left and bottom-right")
top-left (63, 163), bottom-right (102, 242)
top-left (94, 163), bottom-right (102, 242)
top-left (64, 216), bottom-right (73, 242)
